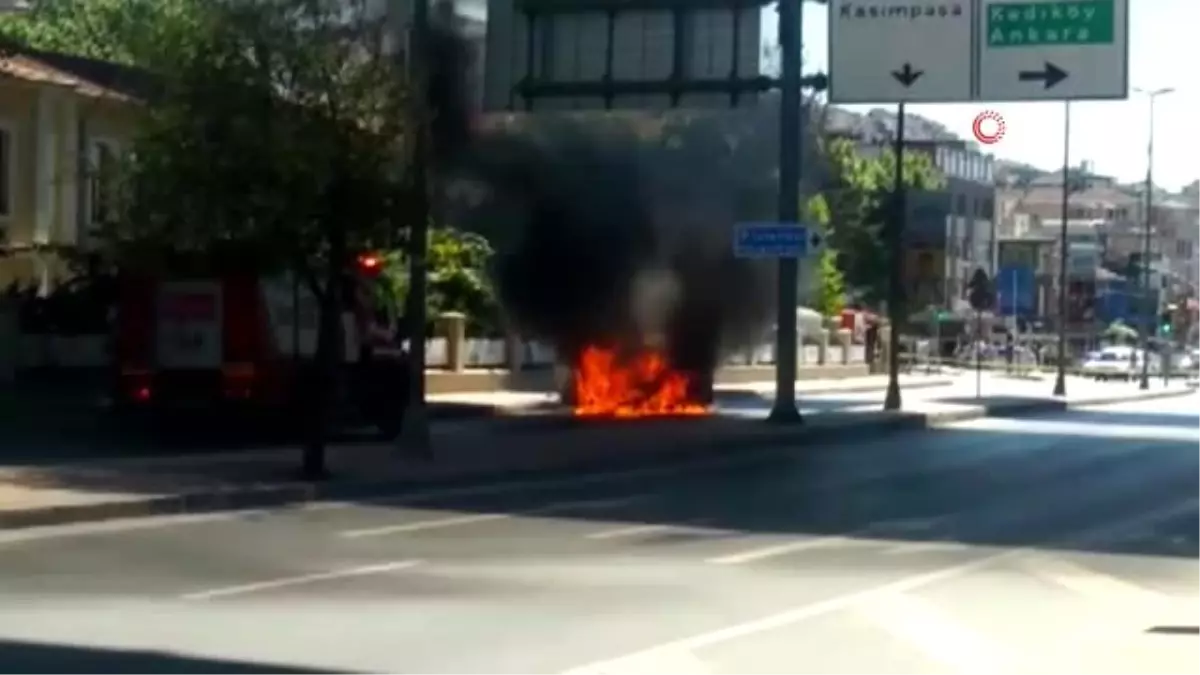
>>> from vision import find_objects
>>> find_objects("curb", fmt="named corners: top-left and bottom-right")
top-left (1, 388), bottom-right (1191, 530)
top-left (438, 378), bottom-right (954, 419)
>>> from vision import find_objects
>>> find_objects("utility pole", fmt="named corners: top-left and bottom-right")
top-left (397, 0), bottom-right (432, 455)
top-left (768, 0), bottom-right (804, 424)
top-left (1052, 101), bottom-right (1071, 398)
top-left (1136, 86), bottom-right (1175, 391)
top-left (883, 102), bottom-right (906, 411)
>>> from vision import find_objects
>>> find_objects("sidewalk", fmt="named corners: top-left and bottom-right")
top-left (1, 376), bottom-right (1192, 530)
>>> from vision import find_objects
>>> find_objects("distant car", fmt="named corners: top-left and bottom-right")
top-left (1080, 347), bottom-right (1138, 381)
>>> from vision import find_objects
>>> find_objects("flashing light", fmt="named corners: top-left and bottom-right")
top-left (358, 253), bottom-right (383, 276)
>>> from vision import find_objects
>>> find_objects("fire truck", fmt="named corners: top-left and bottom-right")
top-left (111, 254), bottom-right (411, 436)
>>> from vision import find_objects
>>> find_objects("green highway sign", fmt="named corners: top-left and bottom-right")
top-left (986, 1), bottom-right (1115, 47)
top-left (827, 0), bottom-right (1128, 104)
top-left (977, 0), bottom-right (1128, 101)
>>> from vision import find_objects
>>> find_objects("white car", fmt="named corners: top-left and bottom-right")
top-left (1080, 347), bottom-right (1141, 381)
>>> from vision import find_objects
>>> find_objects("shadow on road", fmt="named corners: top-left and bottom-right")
top-left (4, 395), bottom-right (1198, 562)
top-left (0, 637), bottom-right (352, 674)
top-left (340, 403), bottom-right (1200, 561)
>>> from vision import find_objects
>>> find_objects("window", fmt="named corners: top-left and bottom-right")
top-left (0, 124), bottom-right (12, 219)
top-left (89, 139), bottom-right (120, 225)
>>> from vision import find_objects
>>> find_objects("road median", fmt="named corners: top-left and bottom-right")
top-left (0, 384), bottom-right (1191, 530)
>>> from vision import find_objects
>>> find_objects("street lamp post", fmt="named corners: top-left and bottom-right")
top-left (1136, 86), bottom-right (1174, 391)
top-left (1052, 101), bottom-right (1071, 398)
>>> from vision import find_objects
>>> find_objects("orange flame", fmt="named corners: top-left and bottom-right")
top-left (572, 345), bottom-right (709, 418)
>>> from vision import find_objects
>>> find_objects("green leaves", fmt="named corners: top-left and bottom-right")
top-left (379, 226), bottom-right (500, 335)
top-left (817, 137), bottom-right (943, 308)
top-left (0, 0), bottom-right (206, 66)
top-left (95, 0), bottom-right (410, 286)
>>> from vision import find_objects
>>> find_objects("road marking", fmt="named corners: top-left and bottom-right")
top-left (181, 559), bottom-right (422, 600)
top-left (706, 535), bottom-right (855, 565)
top-left (1017, 554), bottom-right (1168, 609)
top-left (881, 541), bottom-right (971, 555)
top-left (585, 518), bottom-right (713, 541)
top-left (856, 592), bottom-right (1011, 674)
top-left (586, 524), bottom-right (678, 541)
top-left (339, 495), bottom-right (650, 538)
top-left (561, 499), bottom-right (1198, 675)
top-left (573, 647), bottom-right (713, 675)
top-left (706, 517), bottom-right (952, 565)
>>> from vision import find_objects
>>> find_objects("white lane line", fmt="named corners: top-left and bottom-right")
top-left (181, 559), bottom-right (422, 600)
top-left (575, 647), bottom-right (714, 675)
top-left (706, 534), bottom-right (856, 565)
top-left (343, 512), bottom-right (512, 537)
top-left (586, 524), bottom-right (676, 541)
top-left (881, 541), bottom-right (971, 556)
top-left (561, 499), bottom-right (1198, 675)
top-left (709, 516), bottom-right (955, 565)
top-left (855, 592), bottom-right (1011, 674)
top-left (585, 519), bottom-right (712, 541)
top-left (1017, 554), bottom-right (1169, 609)
top-left (339, 494), bottom-right (650, 538)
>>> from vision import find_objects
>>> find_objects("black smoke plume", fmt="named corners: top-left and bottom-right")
top-left (426, 4), bottom-right (777, 381)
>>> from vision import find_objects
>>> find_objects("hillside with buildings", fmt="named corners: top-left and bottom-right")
top-left (823, 104), bottom-right (1197, 347)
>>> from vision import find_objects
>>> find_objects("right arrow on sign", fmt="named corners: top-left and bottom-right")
top-left (891, 63), bottom-right (924, 88)
top-left (1017, 62), bottom-right (1068, 89)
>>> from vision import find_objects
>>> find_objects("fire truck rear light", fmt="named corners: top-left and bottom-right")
top-left (121, 368), bottom-right (153, 404)
top-left (222, 363), bottom-right (256, 400)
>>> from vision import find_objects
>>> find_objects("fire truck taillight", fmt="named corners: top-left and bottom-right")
top-left (358, 254), bottom-right (383, 277)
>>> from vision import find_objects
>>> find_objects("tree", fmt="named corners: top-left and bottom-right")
top-left (818, 138), bottom-right (944, 308)
top-left (379, 226), bottom-right (499, 336)
top-left (101, 0), bottom-right (411, 478)
top-left (803, 194), bottom-right (845, 317)
top-left (0, 0), bottom-right (206, 66)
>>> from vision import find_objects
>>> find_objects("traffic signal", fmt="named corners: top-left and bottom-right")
top-left (1159, 309), bottom-right (1173, 336)
top-left (967, 268), bottom-right (994, 312)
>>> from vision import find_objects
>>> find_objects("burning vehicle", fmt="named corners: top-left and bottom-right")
top-left (429, 11), bottom-right (778, 419)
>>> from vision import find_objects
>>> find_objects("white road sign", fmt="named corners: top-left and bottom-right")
top-left (828, 0), bottom-right (1128, 104)
top-left (828, 1), bottom-right (974, 103)
top-left (977, 0), bottom-right (1128, 101)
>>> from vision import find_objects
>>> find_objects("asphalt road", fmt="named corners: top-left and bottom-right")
top-left (0, 394), bottom-right (1196, 674)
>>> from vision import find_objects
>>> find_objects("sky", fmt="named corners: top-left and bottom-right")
top-left (763, 0), bottom-right (1199, 191)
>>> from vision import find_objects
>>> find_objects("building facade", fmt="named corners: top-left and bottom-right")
top-left (904, 140), bottom-right (997, 312)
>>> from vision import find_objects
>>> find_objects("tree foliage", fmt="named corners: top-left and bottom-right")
top-left (0, 0), bottom-right (206, 66)
top-left (819, 137), bottom-right (944, 308)
top-left (379, 226), bottom-right (499, 335)
top-left (803, 194), bottom-right (846, 318)
top-left (102, 0), bottom-right (409, 289)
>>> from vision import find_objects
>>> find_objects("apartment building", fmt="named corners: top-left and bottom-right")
top-left (825, 108), bottom-right (998, 313)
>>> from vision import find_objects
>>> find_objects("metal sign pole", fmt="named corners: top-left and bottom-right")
top-left (976, 310), bottom-right (983, 399)
top-left (883, 101), bottom-right (906, 411)
top-left (768, 0), bottom-right (803, 424)
top-left (1052, 101), bottom-right (1071, 398)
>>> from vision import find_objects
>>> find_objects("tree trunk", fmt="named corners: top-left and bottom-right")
top-left (301, 228), bottom-right (348, 480)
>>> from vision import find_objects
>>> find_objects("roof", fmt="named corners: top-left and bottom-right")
top-left (0, 41), bottom-right (155, 101)
top-left (1020, 184), bottom-right (1139, 208)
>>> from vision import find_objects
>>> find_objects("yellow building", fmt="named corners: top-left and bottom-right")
top-left (0, 44), bottom-right (146, 290)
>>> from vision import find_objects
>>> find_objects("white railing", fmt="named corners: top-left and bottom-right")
top-left (11, 333), bottom-right (866, 370)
